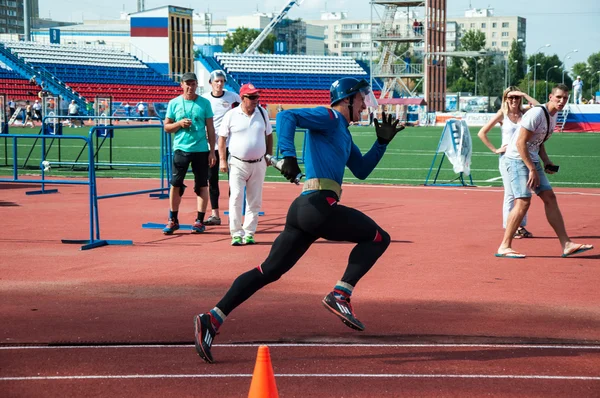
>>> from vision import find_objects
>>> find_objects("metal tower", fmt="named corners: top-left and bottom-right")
top-left (371, 0), bottom-right (446, 111)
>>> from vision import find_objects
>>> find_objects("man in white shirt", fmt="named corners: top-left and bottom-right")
top-left (68, 100), bottom-right (81, 128)
top-left (572, 76), bottom-right (583, 104)
top-left (497, 84), bottom-right (593, 258)
top-left (32, 100), bottom-right (42, 121)
top-left (218, 83), bottom-right (273, 246)
top-left (201, 70), bottom-right (241, 225)
top-left (137, 102), bottom-right (145, 120)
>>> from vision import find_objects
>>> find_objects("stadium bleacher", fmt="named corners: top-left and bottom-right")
top-left (0, 41), bottom-right (180, 103)
top-left (212, 53), bottom-right (371, 105)
top-left (0, 40), bottom-right (377, 108)
top-left (0, 60), bottom-right (40, 102)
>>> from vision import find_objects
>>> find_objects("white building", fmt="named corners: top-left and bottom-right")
top-left (452, 8), bottom-right (526, 55)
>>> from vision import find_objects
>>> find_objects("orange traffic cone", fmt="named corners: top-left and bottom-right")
top-left (248, 345), bottom-right (279, 398)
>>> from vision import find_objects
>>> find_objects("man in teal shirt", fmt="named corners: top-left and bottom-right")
top-left (163, 72), bottom-right (216, 234)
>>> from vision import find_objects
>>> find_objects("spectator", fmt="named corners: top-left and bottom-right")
top-left (217, 83), bottom-right (273, 246)
top-left (23, 100), bottom-right (34, 128)
top-left (572, 76), bottom-right (583, 104)
top-left (162, 72), bottom-right (216, 235)
top-left (123, 102), bottom-right (131, 118)
top-left (478, 86), bottom-right (539, 239)
top-left (68, 100), bottom-right (82, 128)
top-left (59, 96), bottom-right (68, 117)
top-left (32, 100), bottom-right (42, 122)
top-left (496, 84), bottom-right (593, 258)
top-left (412, 19), bottom-right (419, 35)
top-left (201, 69), bottom-right (242, 226)
top-left (418, 21), bottom-right (424, 35)
top-left (137, 102), bottom-right (145, 120)
top-left (588, 97), bottom-right (595, 104)
top-left (8, 98), bottom-right (16, 118)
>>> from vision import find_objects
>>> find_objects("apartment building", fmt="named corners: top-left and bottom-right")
top-left (0, 0), bottom-right (39, 34)
top-left (452, 8), bottom-right (526, 55)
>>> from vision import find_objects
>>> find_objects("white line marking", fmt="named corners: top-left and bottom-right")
top-left (1, 373), bottom-right (599, 381)
top-left (485, 176), bottom-right (503, 182)
top-left (2, 343), bottom-right (599, 350)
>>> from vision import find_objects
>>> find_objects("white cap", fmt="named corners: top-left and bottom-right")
top-left (577, 75), bottom-right (581, 79)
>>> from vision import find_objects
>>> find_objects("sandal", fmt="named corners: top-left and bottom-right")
top-left (514, 226), bottom-right (533, 239)
top-left (204, 215), bottom-right (222, 226)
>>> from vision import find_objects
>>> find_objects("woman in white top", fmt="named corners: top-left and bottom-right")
top-left (478, 86), bottom-right (538, 239)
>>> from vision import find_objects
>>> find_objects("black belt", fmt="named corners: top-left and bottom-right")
top-left (232, 155), bottom-right (263, 163)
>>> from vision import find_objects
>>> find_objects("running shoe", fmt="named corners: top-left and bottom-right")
top-left (194, 313), bottom-right (216, 364)
top-left (162, 219), bottom-right (180, 235)
top-left (244, 235), bottom-right (256, 245)
top-left (322, 292), bottom-right (365, 331)
top-left (204, 215), bottom-right (222, 226)
top-left (231, 236), bottom-right (243, 246)
top-left (191, 220), bottom-right (206, 234)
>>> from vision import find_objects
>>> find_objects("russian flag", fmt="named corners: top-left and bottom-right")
top-left (130, 17), bottom-right (169, 37)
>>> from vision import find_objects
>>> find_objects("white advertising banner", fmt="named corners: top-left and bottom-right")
top-left (464, 113), bottom-right (497, 126)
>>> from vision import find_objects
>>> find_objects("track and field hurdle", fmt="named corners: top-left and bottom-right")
top-left (0, 132), bottom-right (133, 250)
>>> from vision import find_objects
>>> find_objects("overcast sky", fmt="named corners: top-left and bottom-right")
top-left (39, 0), bottom-right (599, 67)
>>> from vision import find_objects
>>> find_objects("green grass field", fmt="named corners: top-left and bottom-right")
top-left (1, 125), bottom-right (599, 188)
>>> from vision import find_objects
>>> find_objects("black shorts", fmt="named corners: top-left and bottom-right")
top-left (170, 150), bottom-right (209, 190)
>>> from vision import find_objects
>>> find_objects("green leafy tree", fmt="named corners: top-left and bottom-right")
top-left (526, 53), bottom-right (563, 102)
top-left (587, 52), bottom-right (600, 97)
top-left (222, 27), bottom-right (276, 54)
top-left (508, 39), bottom-right (526, 84)
top-left (458, 30), bottom-right (486, 81)
top-left (447, 30), bottom-right (486, 92)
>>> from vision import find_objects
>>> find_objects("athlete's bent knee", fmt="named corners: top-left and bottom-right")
top-left (257, 263), bottom-right (284, 284)
top-left (375, 228), bottom-right (391, 250)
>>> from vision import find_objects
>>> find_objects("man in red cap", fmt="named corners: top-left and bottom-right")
top-left (217, 83), bottom-right (273, 246)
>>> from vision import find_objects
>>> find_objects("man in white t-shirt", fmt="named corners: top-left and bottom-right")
top-left (572, 76), bottom-right (583, 104)
top-left (497, 84), bottom-right (593, 259)
top-left (218, 83), bottom-right (273, 246)
top-left (201, 70), bottom-right (241, 226)
top-left (137, 102), bottom-right (145, 120)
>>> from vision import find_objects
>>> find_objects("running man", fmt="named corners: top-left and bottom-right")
top-left (193, 77), bottom-right (406, 363)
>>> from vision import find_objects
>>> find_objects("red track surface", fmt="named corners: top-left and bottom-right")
top-left (1, 179), bottom-right (599, 397)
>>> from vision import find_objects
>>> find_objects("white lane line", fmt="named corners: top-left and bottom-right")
top-left (485, 176), bottom-right (503, 182)
top-left (2, 343), bottom-right (600, 350)
top-left (1, 373), bottom-right (599, 381)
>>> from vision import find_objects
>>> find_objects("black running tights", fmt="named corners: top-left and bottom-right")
top-left (216, 190), bottom-right (391, 315)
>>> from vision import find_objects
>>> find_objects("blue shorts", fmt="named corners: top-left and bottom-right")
top-left (504, 158), bottom-right (552, 198)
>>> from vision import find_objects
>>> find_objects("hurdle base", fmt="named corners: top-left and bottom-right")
top-left (61, 239), bottom-right (134, 250)
top-left (142, 222), bottom-right (194, 230)
top-left (26, 188), bottom-right (59, 195)
top-left (149, 193), bottom-right (169, 199)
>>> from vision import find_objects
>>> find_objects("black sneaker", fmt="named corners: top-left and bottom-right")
top-left (322, 292), bottom-right (365, 331)
top-left (194, 313), bottom-right (216, 363)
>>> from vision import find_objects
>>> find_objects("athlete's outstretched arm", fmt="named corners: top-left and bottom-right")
top-left (276, 108), bottom-right (340, 157)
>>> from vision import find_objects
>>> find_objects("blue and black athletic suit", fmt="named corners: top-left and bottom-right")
top-left (216, 107), bottom-right (391, 315)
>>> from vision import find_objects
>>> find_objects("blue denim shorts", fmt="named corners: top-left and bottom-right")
top-left (504, 158), bottom-right (552, 198)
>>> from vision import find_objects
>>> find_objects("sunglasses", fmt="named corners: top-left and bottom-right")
top-left (506, 96), bottom-right (521, 100)
top-left (244, 95), bottom-right (260, 100)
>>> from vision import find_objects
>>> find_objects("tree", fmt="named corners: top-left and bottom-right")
top-left (508, 39), bottom-right (525, 84)
top-left (457, 30), bottom-right (486, 81)
top-left (587, 52), bottom-right (600, 97)
top-left (222, 27), bottom-right (276, 54)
